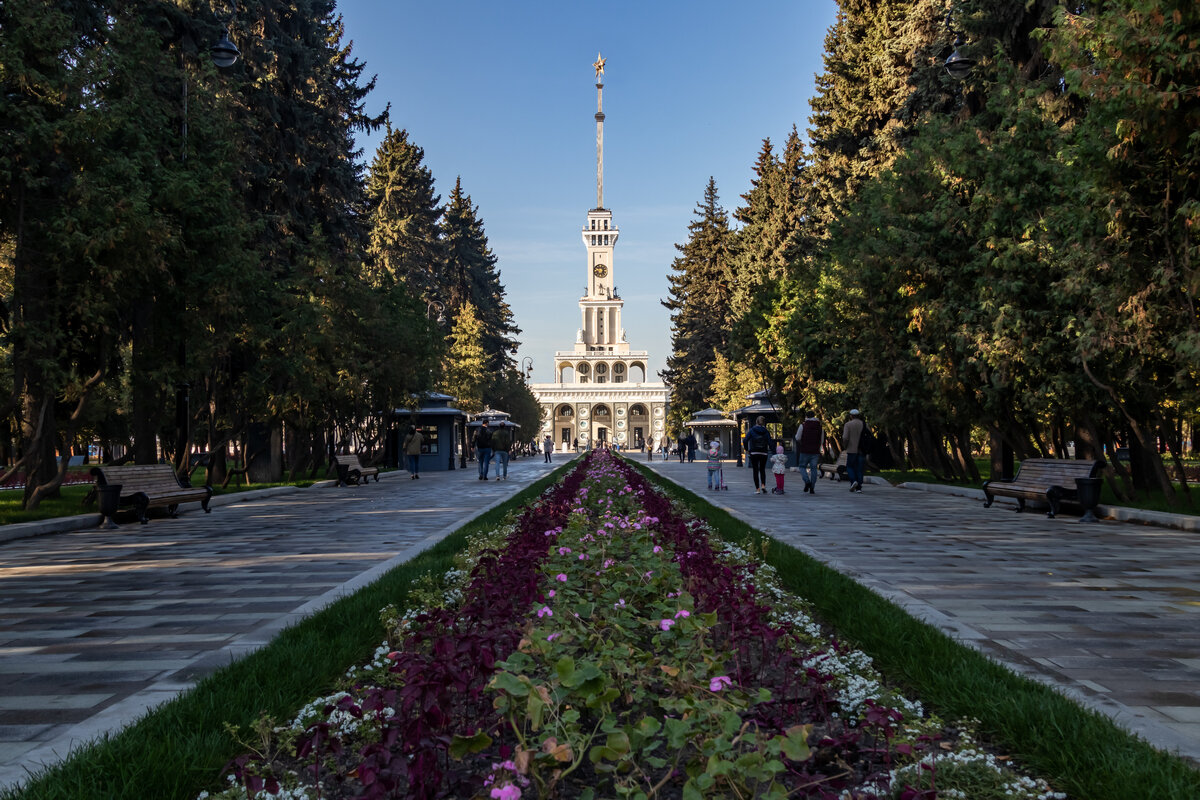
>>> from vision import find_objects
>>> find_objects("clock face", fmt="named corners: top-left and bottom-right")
top-left (593, 264), bottom-right (608, 278)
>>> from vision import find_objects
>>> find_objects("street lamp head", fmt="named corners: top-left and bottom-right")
top-left (944, 32), bottom-right (974, 79)
top-left (211, 32), bottom-right (239, 68)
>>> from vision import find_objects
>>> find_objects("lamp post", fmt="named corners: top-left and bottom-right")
top-left (174, 3), bottom-right (240, 477)
top-left (521, 356), bottom-right (533, 383)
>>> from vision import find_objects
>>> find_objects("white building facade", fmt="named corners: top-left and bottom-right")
top-left (529, 56), bottom-right (669, 451)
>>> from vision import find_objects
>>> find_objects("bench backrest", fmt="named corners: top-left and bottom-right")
top-left (333, 452), bottom-right (367, 469)
top-left (1013, 458), bottom-right (1101, 485)
top-left (91, 464), bottom-right (187, 493)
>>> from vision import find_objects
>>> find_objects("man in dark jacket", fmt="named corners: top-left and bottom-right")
top-left (793, 411), bottom-right (824, 494)
top-left (743, 416), bottom-right (773, 495)
top-left (492, 424), bottom-right (512, 481)
top-left (474, 421), bottom-right (493, 481)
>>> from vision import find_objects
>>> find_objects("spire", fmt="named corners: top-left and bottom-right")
top-left (593, 53), bottom-right (606, 209)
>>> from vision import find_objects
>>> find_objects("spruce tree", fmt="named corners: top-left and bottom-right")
top-left (364, 126), bottom-right (444, 299)
top-left (440, 178), bottom-right (520, 370)
top-left (441, 302), bottom-right (489, 414)
top-left (661, 178), bottom-right (737, 417)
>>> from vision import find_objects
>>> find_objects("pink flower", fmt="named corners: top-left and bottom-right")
top-left (675, 609), bottom-right (690, 619)
top-left (653, 546), bottom-right (662, 554)
top-left (659, 619), bottom-right (675, 632)
top-left (709, 676), bottom-right (733, 692)
top-left (548, 589), bottom-right (556, 598)
top-left (578, 553), bottom-right (589, 560)
top-left (558, 546), bottom-right (572, 555)
top-left (491, 784), bottom-right (521, 800)
top-left (537, 606), bottom-right (553, 618)
top-left (386, 651), bottom-right (401, 660)
top-left (556, 574), bottom-right (568, 582)
top-left (546, 632), bottom-right (561, 642)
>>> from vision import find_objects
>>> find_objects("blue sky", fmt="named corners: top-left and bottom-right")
top-left (337, 0), bottom-right (839, 382)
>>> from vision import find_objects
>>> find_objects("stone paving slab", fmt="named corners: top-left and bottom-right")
top-left (0, 456), bottom-right (567, 791)
top-left (640, 458), bottom-right (1200, 766)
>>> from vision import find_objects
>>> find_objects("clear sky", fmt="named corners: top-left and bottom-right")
top-left (336, 0), bottom-right (839, 383)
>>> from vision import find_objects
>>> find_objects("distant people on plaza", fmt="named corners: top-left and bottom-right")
top-left (793, 410), bottom-right (824, 494)
top-left (842, 409), bottom-right (868, 493)
top-left (744, 415), bottom-right (773, 495)
top-left (401, 425), bottom-right (424, 480)
top-left (685, 431), bottom-right (697, 462)
top-left (543, 434), bottom-right (554, 463)
top-left (771, 444), bottom-right (788, 494)
top-left (492, 423), bottom-right (511, 481)
top-left (573, 437), bottom-right (579, 452)
top-left (677, 435), bottom-right (686, 463)
top-left (474, 421), bottom-right (494, 480)
top-left (706, 441), bottom-right (723, 490)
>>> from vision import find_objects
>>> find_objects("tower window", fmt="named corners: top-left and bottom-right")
top-left (603, 235), bottom-right (609, 246)
top-left (604, 220), bottom-right (609, 230)
top-left (591, 220), bottom-right (596, 230)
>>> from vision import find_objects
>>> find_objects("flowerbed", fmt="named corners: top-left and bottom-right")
top-left (203, 451), bottom-right (1066, 799)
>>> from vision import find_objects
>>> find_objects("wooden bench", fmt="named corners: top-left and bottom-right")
top-left (331, 452), bottom-right (379, 485)
top-left (818, 452), bottom-right (849, 481)
top-left (982, 458), bottom-right (1103, 518)
top-left (91, 464), bottom-right (213, 524)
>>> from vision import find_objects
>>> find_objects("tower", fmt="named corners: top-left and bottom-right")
top-left (577, 53), bottom-right (626, 358)
top-left (530, 55), bottom-right (669, 452)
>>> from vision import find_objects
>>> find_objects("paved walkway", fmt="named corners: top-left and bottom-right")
top-left (0, 455), bottom-right (567, 791)
top-left (2, 454), bottom-right (1197, 792)
top-left (641, 458), bottom-right (1200, 766)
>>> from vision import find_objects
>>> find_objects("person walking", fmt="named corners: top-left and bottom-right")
top-left (842, 409), bottom-right (867, 492)
top-left (770, 444), bottom-right (788, 494)
top-left (685, 432), bottom-right (697, 463)
top-left (792, 410), bottom-right (824, 494)
top-left (543, 434), bottom-right (554, 463)
top-left (743, 416), bottom-right (773, 494)
top-left (474, 420), bottom-right (494, 480)
top-left (401, 425), bottom-right (424, 479)
top-left (706, 441), bottom-right (722, 490)
top-left (492, 423), bottom-right (511, 481)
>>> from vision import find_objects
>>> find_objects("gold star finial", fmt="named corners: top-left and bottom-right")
top-left (593, 52), bottom-right (606, 80)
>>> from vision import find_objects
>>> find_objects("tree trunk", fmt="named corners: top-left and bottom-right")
top-left (131, 304), bottom-right (159, 464)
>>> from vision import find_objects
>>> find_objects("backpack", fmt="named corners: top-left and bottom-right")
top-left (859, 423), bottom-right (875, 454)
top-left (748, 428), bottom-right (769, 453)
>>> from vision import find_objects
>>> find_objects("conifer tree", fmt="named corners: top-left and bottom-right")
top-left (440, 178), bottom-right (520, 370)
top-left (441, 302), bottom-right (489, 415)
top-left (661, 179), bottom-right (736, 416)
top-left (364, 126), bottom-right (444, 299)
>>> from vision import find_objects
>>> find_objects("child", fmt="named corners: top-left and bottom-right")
top-left (771, 444), bottom-right (788, 494)
top-left (706, 442), bottom-right (722, 490)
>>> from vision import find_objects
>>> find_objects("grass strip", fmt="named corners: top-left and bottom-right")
top-left (629, 460), bottom-right (1200, 800)
top-left (0, 464), bottom-right (571, 800)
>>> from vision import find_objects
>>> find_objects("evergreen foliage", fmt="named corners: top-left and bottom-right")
top-left (661, 178), bottom-right (737, 419)
top-left (441, 301), bottom-right (489, 415)
top-left (441, 178), bottom-right (521, 372)
top-left (0, 1), bottom-right (523, 504)
top-left (662, 0), bottom-right (1199, 502)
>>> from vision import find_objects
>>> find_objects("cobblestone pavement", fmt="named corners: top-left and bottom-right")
top-left (641, 457), bottom-right (1200, 766)
top-left (0, 456), bottom-right (567, 790)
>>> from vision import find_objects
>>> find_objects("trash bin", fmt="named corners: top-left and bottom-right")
top-left (98, 484), bottom-right (122, 529)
